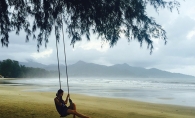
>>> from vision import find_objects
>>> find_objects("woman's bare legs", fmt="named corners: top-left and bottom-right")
top-left (67, 109), bottom-right (90, 118)
top-left (69, 103), bottom-right (76, 118)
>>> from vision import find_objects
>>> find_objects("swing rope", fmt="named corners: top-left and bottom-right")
top-left (55, 33), bottom-right (61, 89)
top-left (61, 15), bottom-right (70, 96)
top-left (55, 15), bottom-right (70, 99)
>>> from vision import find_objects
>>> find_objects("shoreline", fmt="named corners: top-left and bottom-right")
top-left (1, 78), bottom-right (195, 108)
top-left (1, 84), bottom-right (193, 108)
top-left (0, 85), bottom-right (195, 118)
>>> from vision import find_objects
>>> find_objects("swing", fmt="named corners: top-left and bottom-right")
top-left (54, 15), bottom-right (90, 118)
top-left (54, 15), bottom-right (72, 117)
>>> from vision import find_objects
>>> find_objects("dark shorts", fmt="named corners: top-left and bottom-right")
top-left (60, 107), bottom-right (68, 116)
top-left (60, 105), bottom-right (73, 116)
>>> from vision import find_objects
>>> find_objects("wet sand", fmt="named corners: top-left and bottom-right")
top-left (0, 85), bottom-right (195, 118)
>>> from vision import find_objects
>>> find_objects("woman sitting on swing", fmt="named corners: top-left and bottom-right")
top-left (54, 89), bottom-right (90, 118)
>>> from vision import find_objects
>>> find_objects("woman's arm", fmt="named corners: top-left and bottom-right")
top-left (64, 94), bottom-right (69, 104)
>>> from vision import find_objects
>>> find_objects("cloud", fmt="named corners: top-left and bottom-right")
top-left (79, 40), bottom-right (109, 52)
top-left (180, 0), bottom-right (195, 20)
top-left (187, 30), bottom-right (195, 40)
top-left (165, 17), bottom-right (195, 40)
top-left (31, 49), bottom-right (53, 59)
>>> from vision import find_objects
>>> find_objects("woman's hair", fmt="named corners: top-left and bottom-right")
top-left (56, 89), bottom-right (64, 96)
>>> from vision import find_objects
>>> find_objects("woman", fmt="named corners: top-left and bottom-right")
top-left (54, 89), bottom-right (90, 118)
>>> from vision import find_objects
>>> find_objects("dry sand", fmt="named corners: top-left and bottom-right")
top-left (0, 85), bottom-right (195, 118)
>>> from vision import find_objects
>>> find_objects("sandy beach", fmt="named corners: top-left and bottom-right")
top-left (0, 85), bottom-right (195, 118)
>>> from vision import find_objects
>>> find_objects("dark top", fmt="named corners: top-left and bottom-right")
top-left (54, 97), bottom-right (68, 116)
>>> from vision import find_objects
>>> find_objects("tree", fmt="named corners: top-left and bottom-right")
top-left (0, 59), bottom-right (20, 78)
top-left (0, 0), bottom-right (180, 52)
top-left (0, 59), bottom-right (58, 78)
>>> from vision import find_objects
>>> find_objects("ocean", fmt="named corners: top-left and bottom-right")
top-left (1, 77), bottom-right (195, 107)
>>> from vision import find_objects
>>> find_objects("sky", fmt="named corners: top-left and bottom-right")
top-left (1, 0), bottom-right (195, 76)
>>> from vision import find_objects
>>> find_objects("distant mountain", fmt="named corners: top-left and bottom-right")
top-left (20, 60), bottom-right (195, 78)
top-left (20, 60), bottom-right (46, 68)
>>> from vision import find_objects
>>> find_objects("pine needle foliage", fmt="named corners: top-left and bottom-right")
top-left (0, 0), bottom-right (180, 52)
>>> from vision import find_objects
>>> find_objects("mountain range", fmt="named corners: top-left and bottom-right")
top-left (20, 60), bottom-right (195, 78)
